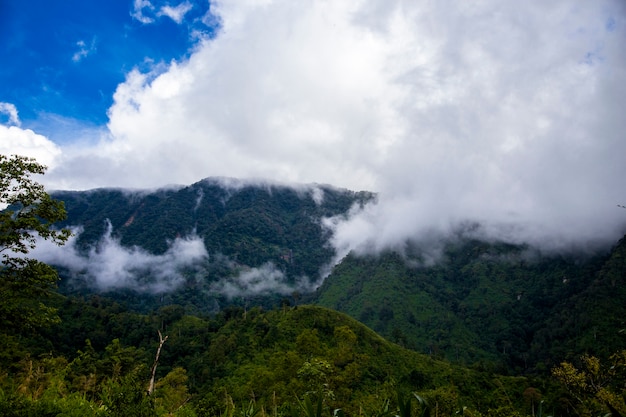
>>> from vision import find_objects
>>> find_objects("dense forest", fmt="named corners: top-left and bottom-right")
top-left (1, 159), bottom-right (625, 416)
top-left (2, 296), bottom-right (626, 416)
top-left (316, 236), bottom-right (626, 371)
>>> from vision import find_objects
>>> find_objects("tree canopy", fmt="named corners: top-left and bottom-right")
top-left (0, 154), bottom-right (71, 331)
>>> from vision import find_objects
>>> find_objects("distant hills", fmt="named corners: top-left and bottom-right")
top-left (49, 178), bottom-right (626, 372)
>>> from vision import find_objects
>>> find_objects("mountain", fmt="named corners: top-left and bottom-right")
top-left (49, 178), bottom-right (626, 373)
top-left (51, 178), bottom-right (372, 311)
top-left (315, 236), bottom-right (626, 372)
top-left (3, 177), bottom-right (625, 415)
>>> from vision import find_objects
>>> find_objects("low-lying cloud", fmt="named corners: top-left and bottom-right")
top-left (209, 261), bottom-right (313, 299)
top-left (31, 221), bottom-right (208, 293)
top-left (28, 221), bottom-right (317, 296)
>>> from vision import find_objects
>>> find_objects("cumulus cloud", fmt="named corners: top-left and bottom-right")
top-left (20, 0), bottom-right (626, 255)
top-left (0, 105), bottom-right (61, 168)
top-left (132, 0), bottom-right (194, 25)
top-left (30, 221), bottom-right (208, 293)
top-left (131, 0), bottom-right (156, 24)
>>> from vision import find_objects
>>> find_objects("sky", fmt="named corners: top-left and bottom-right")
top-left (2, 0), bottom-right (626, 259)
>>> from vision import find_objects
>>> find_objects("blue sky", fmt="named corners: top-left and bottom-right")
top-left (0, 0), bottom-right (216, 138)
top-left (1, 0), bottom-right (626, 254)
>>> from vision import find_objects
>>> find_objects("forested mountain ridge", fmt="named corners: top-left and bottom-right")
top-left (48, 178), bottom-right (626, 373)
top-left (315, 236), bottom-right (626, 372)
top-left (53, 178), bottom-right (372, 277)
top-left (2, 172), bottom-right (625, 416)
top-left (49, 178), bottom-right (372, 310)
top-left (2, 300), bottom-right (541, 416)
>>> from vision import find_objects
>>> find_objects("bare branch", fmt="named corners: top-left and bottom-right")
top-left (147, 329), bottom-right (169, 395)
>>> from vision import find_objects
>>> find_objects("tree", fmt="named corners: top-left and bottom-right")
top-left (0, 154), bottom-right (71, 331)
top-left (552, 352), bottom-right (626, 416)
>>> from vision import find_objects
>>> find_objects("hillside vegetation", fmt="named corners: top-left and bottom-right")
top-left (3, 178), bottom-right (624, 415)
top-left (316, 236), bottom-right (626, 372)
top-left (48, 180), bottom-right (626, 371)
top-left (54, 179), bottom-right (371, 283)
top-left (2, 300), bottom-right (543, 416)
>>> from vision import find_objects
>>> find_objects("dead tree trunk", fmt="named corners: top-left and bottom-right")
top-left (148, 330), bottom-right (168, 395)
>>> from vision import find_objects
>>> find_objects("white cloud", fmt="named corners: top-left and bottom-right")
top-left (28, 222), bottom-right (314, 296)
top-left (0, 105), bottom-right (61, 168)
top-left (12, 0), bottom-right (626, 255)
top-left (132, 0), bottom-right (156, 24)
top-left (158, 1), bottom-right (193, 24)
top-left (30, 221), bottom-right (209, 293)
top-left (72, 38), bottom-right (97, 63)
top-left (132, 0), bottom-right (194, 25)
top-left (0, 102), bottom-right (21, 126)
top-left (209, 262), bottom-right (312, 299)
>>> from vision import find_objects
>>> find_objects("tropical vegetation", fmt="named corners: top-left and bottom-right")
top-left (1, 154), bottom-right (625, 416)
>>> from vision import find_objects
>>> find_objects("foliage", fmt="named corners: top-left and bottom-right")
top-left (49, 176), bottom-right (626, 379)
top-left (2, 293), bottom-right (625, 416)
top-left (3, 170), bottom-right (626, 416)
top-left (0, 155), bottom-right (70, 254)
top-left (315, 237), bottom-right (626, 372)
top-left (552, 351), bottom-right (626, 416)
top-left (0, 154), bottom-right (71, 332)
top-left (0, 300), bottom-right (543, 416)
top-left (100, 369), bottom-right (156, 417)
top-left (51, 180), bottom-right (373, 316)
top-left (296, 394), bottom-right (323, 417)
top-left (53, 180), bottom-right (370, 279)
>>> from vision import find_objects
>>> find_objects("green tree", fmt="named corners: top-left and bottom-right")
top-left (100, 370), bottom-right (156, 417)
top-left (0, 154), bottom-right (71, 331)
top-left (552, 351), bottom-right (626, 416)
top-left (154, 367), bottom-right (192, 415)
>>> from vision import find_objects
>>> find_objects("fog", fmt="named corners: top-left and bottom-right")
top-left (28, 221), bottom-right (315, 296)
top-left (209, 261), bottom-right (314, 299)
top-left (30, 222), bottom-right (208, 293)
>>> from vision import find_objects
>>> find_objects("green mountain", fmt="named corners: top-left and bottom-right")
top-left (49, 179), bottom-right (626, 373)
top-left (3, 177), bottom-right (625, 416)
top-left (54, 178), bottom-right (371, 277)
top-left (51, 178), bottom-right (372, 311)
top-left (315, 237), bottom-right (626, 372)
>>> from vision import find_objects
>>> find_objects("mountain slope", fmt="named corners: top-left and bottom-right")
top-left (314, 237), bottom-right (625, 371)
top-left (37, 300), bottom-right (536, 416)
top-left (51, 178), bottom-right (371, 309)
top-left (48, 178), bottom-right (625, 374)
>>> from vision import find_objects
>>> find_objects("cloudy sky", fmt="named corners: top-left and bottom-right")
top-left (2, 0), bottom-right (626, 254)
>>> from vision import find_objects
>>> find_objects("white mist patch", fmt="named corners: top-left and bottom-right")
top-left (200, 177), bottom-right (333, 207)
top-left (209, 262), bottom-right (312, 299)
top-left (193, 187), bottom-right (204, 211)
top-left (31, 221), bottom-right (208, 293)
top-left (310, 186), bottom-right (324, 206)
top-left (324, 185), bottom-right (626, 268)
